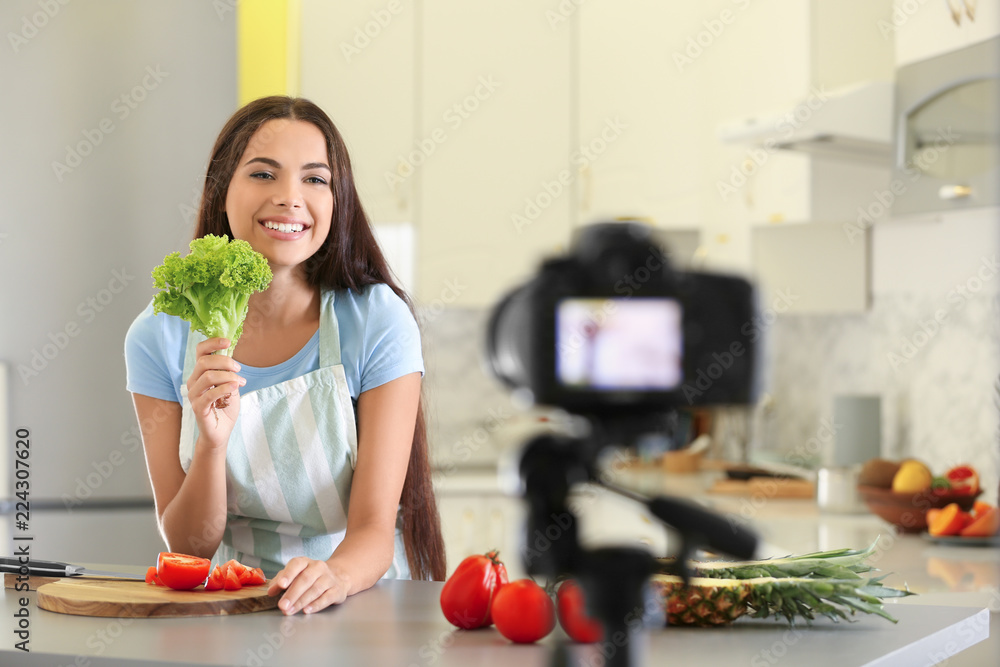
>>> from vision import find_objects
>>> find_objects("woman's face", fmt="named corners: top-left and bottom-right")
top-left (225, 118), bottom-right (334, 274)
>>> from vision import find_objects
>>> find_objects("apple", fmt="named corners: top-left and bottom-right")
top-left (944, 465), bottom-right (979, 496)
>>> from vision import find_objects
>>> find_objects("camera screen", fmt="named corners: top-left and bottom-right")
top-left (556, 298), bottom-right (683, 391)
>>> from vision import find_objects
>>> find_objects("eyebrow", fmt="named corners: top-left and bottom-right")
top-left (244, 157), bottom-right (332, 172)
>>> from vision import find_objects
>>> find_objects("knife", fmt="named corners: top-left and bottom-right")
top-left (0, 557), bottom-right (146, 581)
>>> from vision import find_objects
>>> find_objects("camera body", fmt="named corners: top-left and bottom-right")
top-left (487, 222), bottom-right (757, 419)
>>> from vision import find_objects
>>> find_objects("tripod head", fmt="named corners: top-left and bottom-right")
top-left (518, 423), bottom-right (758, 667)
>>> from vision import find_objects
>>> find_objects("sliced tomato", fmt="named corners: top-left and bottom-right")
top-left (223, 567), bottom-right (243, 591)
top-left (224, 559), bottom-right (248, 578)
top-left (203, 566), bottom-right (224, 591)
top-left (156, 552), bottom-right (212, 591)
top-left (145, 565), bottom-right (165, 586)
top-left (240, 566), bottom-right (266, 586)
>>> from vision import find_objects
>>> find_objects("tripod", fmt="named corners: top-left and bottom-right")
top-left (518, 424), bottom-right (758, 667)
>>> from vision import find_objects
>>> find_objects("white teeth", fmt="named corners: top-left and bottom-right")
top-left (263, 221), bottom-right (305, 233)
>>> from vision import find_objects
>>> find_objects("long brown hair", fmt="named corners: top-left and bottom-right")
top-left (195, 96), bottom-right (445, 581)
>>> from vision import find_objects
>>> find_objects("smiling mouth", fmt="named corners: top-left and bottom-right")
top-left (260, 220), bottom-right (309, 233)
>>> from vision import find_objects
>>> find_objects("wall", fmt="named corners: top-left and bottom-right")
top-left (0, 0), bottom-right (238, 563)
top-left (763, 208), bottom-right (1000, 500)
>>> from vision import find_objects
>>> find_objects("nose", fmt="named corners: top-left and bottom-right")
top-left (271, 178), bottom-right (303, 208)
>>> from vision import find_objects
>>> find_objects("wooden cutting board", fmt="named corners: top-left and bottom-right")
top-left (33, 577), bottom-right (281, 618)
top-left (708, 477), bottom-right (816, 499)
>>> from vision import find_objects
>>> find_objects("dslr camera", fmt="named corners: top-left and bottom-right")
top-left (487, 221), bottom-right (758, 424)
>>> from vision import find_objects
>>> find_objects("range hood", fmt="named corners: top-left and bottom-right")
top-left (717, 81), bottom-right (894, 164)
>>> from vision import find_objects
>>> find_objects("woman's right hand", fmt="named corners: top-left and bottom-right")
top-left (186, 337), bottom-right (245, 450)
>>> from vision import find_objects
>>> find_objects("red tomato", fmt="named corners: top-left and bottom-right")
top-left (203, 566), bottom-right (224, 591)
top-left (440, 550), bottom-right (508, 629)
top-left (556, 579), bottom-right (604, 643)
top-left (240, 566), bottom-right (267, 586)
top-left (156, 553), bottom-right (211, 591)
top-left (491, 579), bottom-right (556, 644)
top-left (144, 566), bottom-right (165, 586)
top-left (945, 465), bottom-right (980, 495)
top-left (223, 567), bottom-right (242, 591)
top-left (224, 559), bottom-right (249, 578)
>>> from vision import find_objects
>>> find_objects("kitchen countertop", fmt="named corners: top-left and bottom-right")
top-left (1, 466), bottom-right (996, 666)
top-left (0, 577), bottom-right (989, 666)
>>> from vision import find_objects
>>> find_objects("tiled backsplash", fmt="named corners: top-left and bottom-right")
top-left (419, 289), bottom-right (1000, 500)
top-left (762, 289), bottom-right (1000, 501)
top-left (418, 307), bottom-right (514, 470)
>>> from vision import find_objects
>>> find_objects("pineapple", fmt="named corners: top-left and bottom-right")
top-left (651, 540), bottom-right (913, 627)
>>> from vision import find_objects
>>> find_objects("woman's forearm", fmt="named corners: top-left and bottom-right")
top-left (157, 438), bottom-right (230, 558)
top-left (326, 523), bottom-right (398, 596)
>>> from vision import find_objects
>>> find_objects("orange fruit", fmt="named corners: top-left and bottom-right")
top-left (959, 507), bottom-right (999, 537)
top-left (928, 503), bottom-right (970, 536)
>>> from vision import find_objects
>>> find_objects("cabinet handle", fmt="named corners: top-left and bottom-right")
top-left (948, 0), bottom-right (963, 25)
top-left (964, 0), bottom-right (977, 21)
top-left (939, 184), bottom-right (972, 199)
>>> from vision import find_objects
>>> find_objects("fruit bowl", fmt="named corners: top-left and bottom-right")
top-left (856, 485), bottom-right (981, 533)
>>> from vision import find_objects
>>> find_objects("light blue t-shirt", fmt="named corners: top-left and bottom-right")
top-left (124, 283), bottom-right (423, 403)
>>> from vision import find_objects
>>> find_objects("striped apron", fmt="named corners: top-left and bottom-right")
top-left (177, 289), bottom-right (410, 579)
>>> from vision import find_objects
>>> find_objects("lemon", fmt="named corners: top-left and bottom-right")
top-left (891, 460), bottom-right (933, 493)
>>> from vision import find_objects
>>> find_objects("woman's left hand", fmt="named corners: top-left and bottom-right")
top-left (267, 557), bottom-right (349, 614)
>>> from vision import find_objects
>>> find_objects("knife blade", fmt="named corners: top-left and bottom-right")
top-left (0, 557), bottom-right (146, 581)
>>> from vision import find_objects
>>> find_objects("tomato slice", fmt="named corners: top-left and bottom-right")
top-left (223, 567), bottom-right (243, 591)
top-left (203, 566), bottom-right (224, 591)
top-left (145, 565), bottom-right (165, 587)
top-left (224, 559), bottom-right (248, 577)
top-left (243, 567), bottom-right (267, 586)
top-left (156, 552), bottom-right (212, 591)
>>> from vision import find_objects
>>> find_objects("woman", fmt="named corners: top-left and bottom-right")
top-left (125, 96), bottom-right (445, 615)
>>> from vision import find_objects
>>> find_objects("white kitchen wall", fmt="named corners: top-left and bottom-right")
top-left (763, 209), bottom-right (999, 499)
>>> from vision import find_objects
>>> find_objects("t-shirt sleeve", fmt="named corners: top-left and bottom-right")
top-left (124, 301), bottom-right (183, 403)
top-left (358, 285), bottom-right (424, 394)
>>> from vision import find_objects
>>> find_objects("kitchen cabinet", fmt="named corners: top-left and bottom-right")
top-left (417, 1), bottom-right (573, 307)
top-left (712, 0), bottom-right (896, 226)
top-left (301, 1), bottom-right (572, 307)
top-left (894, 0), bottom-right (1000, 67)
top-left (300, 0), bottom-right (416, 225)
top-left (434, 475), bottom-right (527, 579)
top-left (575, 0), bottom-right (709, 228)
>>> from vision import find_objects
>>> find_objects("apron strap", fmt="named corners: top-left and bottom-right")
top-left (181, 326), bottom-right (203, 379)
top-left (318, 290), bottom-right (343, 368)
